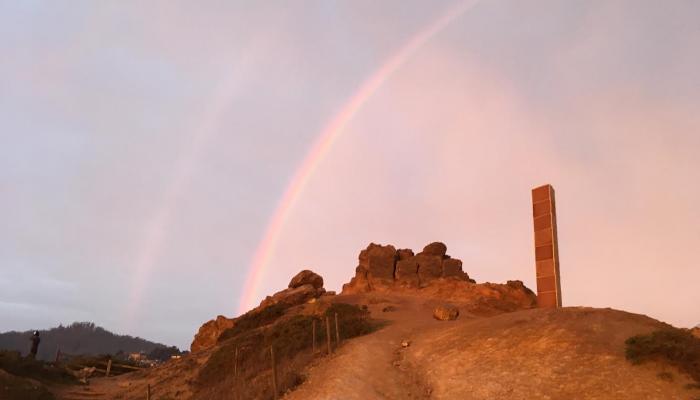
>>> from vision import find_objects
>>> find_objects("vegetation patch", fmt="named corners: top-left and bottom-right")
top-left (217, 303), bottom-right (291, 343)
top-left (198, 303), bottom-right (379, 400)
top-left (625, 328), bottom-right (700, 383)
top-left (0, 350), bottom-right (73, 384)
top-left (0, 369), bottom-right (55, 400)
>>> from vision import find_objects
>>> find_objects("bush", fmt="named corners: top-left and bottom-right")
top-left (625, 328), bottom-right (700, 383)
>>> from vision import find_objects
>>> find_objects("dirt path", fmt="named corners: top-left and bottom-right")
top-left (283, 295), bottom-right (456, 400)
top-left (50, 349), bottom-right (207, 400)
top-left (50, 298), bottom-right (700, 400)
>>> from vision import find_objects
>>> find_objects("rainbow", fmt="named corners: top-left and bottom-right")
top-left (124, 71), bottom-right (246, 330)
top-left (238, 0), bottom-right (480, 312)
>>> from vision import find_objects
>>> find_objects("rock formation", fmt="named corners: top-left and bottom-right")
top-left (342, 242), bottom-right (537, 312)
top-left (191, 315), bottom-right (235, 353)
top-left (288, 269), bottom-right (324, 290)
top-left (191, 270), bottom-right (327, 352)
top-left (193, 244), bottom-right (538, 352)
top-left (691, 326), bottom-right (700, 339)
top-left (342, 242), bottom-right (474, 293)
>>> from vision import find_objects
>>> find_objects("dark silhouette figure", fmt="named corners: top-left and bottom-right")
top-left (29, 330), bottom-right (40, 359)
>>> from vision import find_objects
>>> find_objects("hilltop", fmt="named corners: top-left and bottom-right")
top-left (24, 242), bottom-right (700, 400)
top-left (0, 322), bottom-right (175, 361)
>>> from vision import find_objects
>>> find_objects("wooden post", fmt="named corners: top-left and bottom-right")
top-left (312, 319), bottom-right (316, 353)
top-left (270, 346), bottom-right (278, 400)
top-left (234, 347), bottom-right (239, 379)
top-left (105, 359), bottom-right (112, 377)
top-left (146, 383), bottom-right (151, 400)
top-left (54, 347), bottom-right (61, 364)
top-left (334, 312), bottom-right (340, 345)
top-left (325, 316), bottom-right (332, 354)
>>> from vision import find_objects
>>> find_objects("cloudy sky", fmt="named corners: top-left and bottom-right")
top-left (1, 0), bottom-right (699, 349)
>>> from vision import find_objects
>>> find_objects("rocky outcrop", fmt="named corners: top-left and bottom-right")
top-left (191, 269), bottom-right (327, 352)
top-left (288, 269), bottom-right (323, 289)
top-left (259, 283), bottom-right (325, 309)
top-left (191, 315), bottom-right (235, 353)
top-left (691, 326), bottom-right (700, 339)
top-left (433, 305), bottom-right (460, 321)
top-left (342, 242), bottom-right (537, 313)
top-left (342, 242), bottom-right (475, 293)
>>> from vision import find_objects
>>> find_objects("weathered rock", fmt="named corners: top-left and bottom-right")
top-left (422, 242), bottom-right (447, 257)
top-left (259, 284), bottom-right (324, 309)
top-left (363, 243), bottom-right (397, 288)
top-left (433, 305), bottom-right (460, 321)
top-left (416, 254), bottom-right (443, 284)
top-left (191, 315), bottom-right (235, 352)
top-left (691, 327), bottom-right (700, 339)
top-left (288, 269), bottom-right (324, 289)
top-left (193, 270), bottom-right (327, 352)
top-left (395, 258), bottom-right (419, 287)
top-left (397, 248), bottom-right (415, 260)
top-left (442, 258), bottom-right (466, 279)
top-left (343, 242), bottom-right (475, 293)
top-left (342, 265), bottom-right (370, 294)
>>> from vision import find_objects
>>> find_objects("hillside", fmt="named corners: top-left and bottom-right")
top-left (286, 296), bottom-right (698, 399)
top-left (0, 322), bottom-right (171, 361)
top-left (39, 242), bottom-right (700, 400)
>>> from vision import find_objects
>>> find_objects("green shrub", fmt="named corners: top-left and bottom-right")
top-left (625, 328), bottom-right (700, 383)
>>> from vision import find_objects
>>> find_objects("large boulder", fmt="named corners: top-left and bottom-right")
top-left (442, 258), bottom-right (466, 279)
top-left (395, 257), bottom-right (419, 287)
top-left (422, 242), bottom-right (447, 257)
top-left (433, 305), bottom-right (460, 321)
top-left (397, 248), bottom-right (415, 260)
top-left (416, 254), bottom-right (443, 284)
top-left (360, 243), bottom-right (397, 289)
top-left (259, 284), bottom-right (324, 309)
top-left (289, 269), bottom-right (324, 289)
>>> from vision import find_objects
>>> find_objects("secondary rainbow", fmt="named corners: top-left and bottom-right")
top-left (238, 0), bottom-right (480, 312)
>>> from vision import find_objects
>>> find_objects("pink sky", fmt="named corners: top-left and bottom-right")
top-left (1, 1), bottom-right (698, 348)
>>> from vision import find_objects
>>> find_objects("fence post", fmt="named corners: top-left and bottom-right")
top-left (325, 316), bottom-right (332, 354)
top-left (312, 319), bottom-right (316, 353)
top-left (54, 347), bottom-right (61, 364)
top-left (234, 347), bottom-right (239, 379)
top-left (270, 346), bottom-right (278, 400)
top-left (335, 312), bottom-right (340, 345)
top-left (146, 383), bottom-right (151, 400)
top-left (105, 359), bottom-right (112, 377)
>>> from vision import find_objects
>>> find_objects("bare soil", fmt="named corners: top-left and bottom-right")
top-left (49, 294), bottom-right (700, 400)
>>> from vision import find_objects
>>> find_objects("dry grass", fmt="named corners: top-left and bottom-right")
top-left (0, 350), bottom-right (73, 384)
top-left (195, 303), bottom-right (379, 400)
